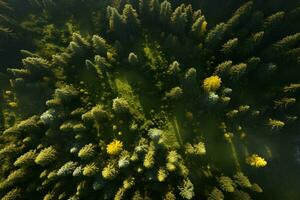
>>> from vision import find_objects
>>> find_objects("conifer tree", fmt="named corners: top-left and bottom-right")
top-left (159, 0), bottom-right (172, 25)
top-left (35, 146), bottom-right (58, 166)
top-left (123, 4), bottom-right (140, 34)
top-left (205, 23), bottom-right (227, 49)
top-left (128, 52), bottom-right (138, 66)
top-left (170, 4), bottom-right (188, 34)
top-left (78, 144), bottom-right (96, 160)
top-left (191, 15), bottom-right (207, 39)
top-left (108, 7), bottom-right (124, 35)
top-left (263, 11), bottom-right (285, 32)
top-left (221, 38), bottom-right (238, 55)
top-left (149, 0), bottom-right (160, 19)
top-left (138, 0), bottom-right (151, 17)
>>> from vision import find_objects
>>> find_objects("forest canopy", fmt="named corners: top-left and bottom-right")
top-left (0, 0), bottom-right (300, 199)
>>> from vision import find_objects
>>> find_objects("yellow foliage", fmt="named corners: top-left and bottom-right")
top-left (203, 75), bottom-right (222, 92)
top-left (268, 118), bottom-right (285, 129)
top-left (106, 140), bottom-right (123, 155)
top-left (157, 168), bottom-right (168, 182)
top-left (201, 21), bottom-right (207, 34)
top-left (246, 154), bottom-right (267, 168)
top-left (8, 102), bottom-right (18, 108)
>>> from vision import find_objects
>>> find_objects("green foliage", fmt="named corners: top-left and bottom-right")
top-left (274, 33), bottom-right (300, 50)
top-left (221, 38), bottom-right (238, 55)
top-left (22, 57), bottom-right (51, 77)
top-left (143, 143), bottom-right (155, 168)
top-left (226, 1), bottom-right (253, 31)
top-left (128, 52), bottom-right (138, 66)
top-left (1, 188), bottom-right (22, 200)
top-left (102, 163), bottom-right (118, 180)
top-left (191, 15), bottom-right (206, 39)
top-left (219, 176), bottom-right (235, 192)
top-left (108, 7), bottom-right (124, 34)
top-left (14, 150), bottom-right (37, 167)
top-left (83, 163), bottom-right (100, 177)
top-left (0, 1), bottom-right (299, 199)
top-left (170, 4), bottom-right (188, 34)
top-left (92, 35), bottom-right (108, 55)
top-left (149, 0), bottom-right (160, 19)
top-left (234, 190), bottom-right (252, 200)
top-left (208, 187), bottom-right (224, 200)
top-left (78, 144), bottom-right (96, 160)
top-left (184, 67), bottom-right (197, 83)
top-left (205, 22), bottom-right (227, 49)
top-left (178, 178), bottom-right (194, 199)
top-left (112, 97), bottom-right (130, 114)
top-left (159, 0), bottom-right (172, 25)
top-left (283, 83), bottom-right (300, 92)
top-left (0, 168), bottom-right (27, 189)
top-left (263, 11), bottom-right (285, 31)
top-left (138, 0), bottom-right (151, 16)
top-left (233, 172), bottom-right (252, 188)
top-left (54, 84), bottom-right (79, 102)
top-left (91, 105), bottom-right (109, 122)
top-left (164, 191), bottom-right (176, 200)
top-left (228, 63), bottom-right (248, 79)
top-left (35, 146), bottom-right (58, 166)
top-left (123, 4), bottom-right (140, 33)
top-left (165, 86), bottom-right (183, 100)
top-left (167, 60), bottom-right (181, 75)
top-left (57, 161), bottom-right (78, 176)
top-left (185, 142), bottom-right (206, 156)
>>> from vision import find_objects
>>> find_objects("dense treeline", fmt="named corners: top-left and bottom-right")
top-left (0, 0), bottom-right (299, 199)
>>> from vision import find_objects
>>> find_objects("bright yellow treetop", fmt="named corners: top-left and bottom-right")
top-left (246, 154), bottom-right (267, 168)
top-left (107, 140), bottom-right (123, 155)
top-left (203, 75), bottom-right (222, 92)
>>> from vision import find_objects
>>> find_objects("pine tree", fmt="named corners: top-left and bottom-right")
top-left (221, 38), bottom-right (238, 55)
top-left (0, 168), bottom-right (27, 189)
top-left (102, 163), bottom-right (118, 180)
top-left (226, 1), bottom-right (253, 31)
top-left (208, 187), bottom-right (224, 200)
top-left (92, 35), bottom-right (108, 55)
top-left (205, 23), bottom-right (227, 49)
top-left (138, 0), bottom-right (151, 17)
top-left (112, 97), bottom-right (130, 114)
top-left (149, 0), bottom-right (160, 19)
top-left (191, 15), bottom-right (207, 39)
top-left (233, 172), bottom-right (252, 188)
top-left (57, 161), bottom-right (78, 176)
top-left (263, 11), bottom-right (285, 32)
top-left (159, 0), bottom-right (172, 25)
top-left (233, 190), bottom-right (252, 200)
top-left (274, 33), bottom-right (300, 50)
top-left (90, 106), bottom-right (107, 123)
top-left (228, 63), bottom-right (248, 79)
top-left (14, 150), bottom-right (37, 167)
top-left (184, 4), bottom-right (194, 28)
top-left (108, 7), bottom-right (124, 34)
top-left (83, 163), bottom-right (100, 177)
top-left (143, 143), bottom-right (155, 168)
top-left (165, 86), bottom-right (183, 100)
top-left (170, 4), bottom-right (188, 34)
top-left (1, 188), bottom-right (22, 200)
top-left (78, 144), bottom-right (96, 160)
top-left (219, 176), bottom-right (235, 192)
top-left (128, 52), bottom-right (138, 66)
top-left (178, 178), bottom-right (194, 200)
top-left (123, 4), bottom-right (140, 34)
top-left (35, 146), bottom-right (58, 166)
top-left (242, 31), bottom-right (264, 55)
top-left (22, 57), bottom-right (51, 78)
